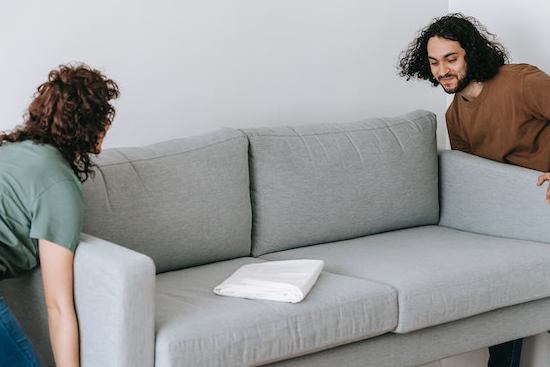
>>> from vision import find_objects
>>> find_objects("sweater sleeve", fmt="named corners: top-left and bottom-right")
top-left (522, 65), bottom-right (550, 121)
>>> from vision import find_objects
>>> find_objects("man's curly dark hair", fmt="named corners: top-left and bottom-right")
top-left (398, 13), bottom-right (509, 87)
top-left (0, 64), bottom-right (119, 182)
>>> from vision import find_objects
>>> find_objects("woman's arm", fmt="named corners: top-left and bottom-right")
top-left (39, 239), bottom-right (80, 367)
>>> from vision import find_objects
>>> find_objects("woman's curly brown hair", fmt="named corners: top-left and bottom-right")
top-left (398, 13), bottom-right (509, 86)
top-left (0, 64), bottom-right (120, 182)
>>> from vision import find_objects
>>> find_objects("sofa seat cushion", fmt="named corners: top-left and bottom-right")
top-left (154, 257), bottom-right (397, 367)
top-left (261, 225), bottom-right (550, 333)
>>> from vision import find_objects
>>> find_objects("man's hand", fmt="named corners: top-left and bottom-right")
top-left (536, 172), bottom-right (550, 205)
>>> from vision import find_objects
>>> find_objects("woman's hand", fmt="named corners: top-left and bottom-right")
top-left (536, 172), bottom-right (550, 205)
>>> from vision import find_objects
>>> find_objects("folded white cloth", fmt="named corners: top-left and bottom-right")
top-left (213, 259), bottom-right (324, 303)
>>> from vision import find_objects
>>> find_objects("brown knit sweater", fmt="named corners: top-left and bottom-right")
top-left (446, 64), bottom-right (550, 172)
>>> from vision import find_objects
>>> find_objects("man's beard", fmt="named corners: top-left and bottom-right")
top-left (438, 73), bottom-right (470, 94)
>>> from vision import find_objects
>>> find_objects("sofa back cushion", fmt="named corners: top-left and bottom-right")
top-left (439, 150), bottom-right (550, 244)
top-left (243, 110), bottom-right (439, 256)
top-left (82, 128), bottom-right (252, 273)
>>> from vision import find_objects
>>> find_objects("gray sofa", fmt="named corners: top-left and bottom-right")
top-left (2, 110), bottom-right (550, 367)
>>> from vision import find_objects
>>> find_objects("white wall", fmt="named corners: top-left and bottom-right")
top-left (0, 0), bottom-right (448, 149)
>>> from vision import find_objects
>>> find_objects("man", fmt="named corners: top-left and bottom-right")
top-left (398, 13), bottom-right (550, 367)
top-left (399, 13), bottom-right (550, 204)
top-left (0, 64), bottom-right (119, 366)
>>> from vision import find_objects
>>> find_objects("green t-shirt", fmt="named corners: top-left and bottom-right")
top-left (0, 140), bottom-right (82, 279)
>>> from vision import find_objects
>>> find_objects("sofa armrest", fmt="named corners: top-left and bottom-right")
top-left (439, 150), bottom-right (550, 244)
top-left (75, 233), bottom-right (156, 367)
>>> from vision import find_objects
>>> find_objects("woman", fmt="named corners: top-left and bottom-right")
top-left (0, 64), bottom-right (119, 366)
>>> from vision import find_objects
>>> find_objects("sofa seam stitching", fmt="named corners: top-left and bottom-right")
top-left (244, 117), bottom-right (432, 138)
top-left (96, 134), bottom-right (246, 167)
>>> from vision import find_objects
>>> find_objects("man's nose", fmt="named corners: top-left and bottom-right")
top-left (437, 64), bottom-right (450, 78)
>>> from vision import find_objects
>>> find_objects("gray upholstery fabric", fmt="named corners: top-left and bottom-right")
top-left (243, 110), bottom-right (439, 256)
top-left (0, 234), bottom-right (157, 367)
top-left (75, 234), bottom-right (156, 367)
top-left (82, 129), bottom-right (252, 273)
top-left (154, 257), bottom-right (397, 367)
top-left (261, 225), bottom-right (550, 333)
top-left (439, 150), bottom-right (550, 244)
top-left (265, 296), bottom-right (550, 367)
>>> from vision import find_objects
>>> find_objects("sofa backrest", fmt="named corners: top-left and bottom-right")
top-left (439, 150), bottom-right (550, 244)
top-left (82, 128), bottom-right (252, 273)
top-left (243, 110), bottom-right (439, 256)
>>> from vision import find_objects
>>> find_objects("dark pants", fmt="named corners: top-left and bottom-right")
top-left (0, 295), bottom-right (42, 367)
top-left (488, 339), bottom-right (523, 367)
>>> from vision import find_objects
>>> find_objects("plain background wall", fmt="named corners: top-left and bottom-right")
top-left (0, 0), bottom-right (447, 149)
top-left (1, 1), bottom-right (548, 150)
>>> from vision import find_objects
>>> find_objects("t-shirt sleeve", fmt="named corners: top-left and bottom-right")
top-left (29, 180), bottom-right (83, 252)
top-left (523, 66), bottom-right (550, 121)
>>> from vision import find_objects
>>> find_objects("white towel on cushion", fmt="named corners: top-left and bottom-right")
top-left (213, 259), bottom-right (324, 303)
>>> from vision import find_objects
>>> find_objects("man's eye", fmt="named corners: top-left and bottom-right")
top-left (448, 59), bottom-right (457, 63)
